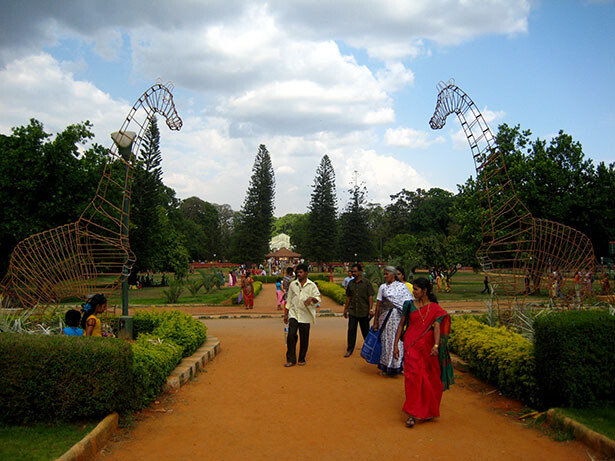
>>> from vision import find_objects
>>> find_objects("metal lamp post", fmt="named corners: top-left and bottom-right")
top-left (111, 130), bottom-right (136, 339)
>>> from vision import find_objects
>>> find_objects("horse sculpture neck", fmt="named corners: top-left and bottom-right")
top-left (80, 83), bottom-right (181, 229)
top-left (430, 82), bottom-right (531, 236)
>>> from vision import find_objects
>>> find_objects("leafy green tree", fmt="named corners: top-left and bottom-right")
top-left (307, 155), bottom-right (338, 263)
top-left (230, 145), bottom-right (276, 263)
top-left (384, 234), bottom-right (422, 264)
top-left (213, 203), bottom-right (236, 260)
top-left (271, 213), bottom-right (305, 238)
top-left (366, 203), bottom-right (387, 261)
top-left (289, 213), bottom-right (310, 257)
top-left (339, 173), bottom-right (375, 261)
top-left (179, 196), bottom-right (221, 260)
top-left (450, 176), bottom-right (483, 267)
top-left (385, 188), bottom-right (455, 238)
top-left (496, 124), bottom-right (615, 256)
top-left (0, 119), bottom-right (105, 276)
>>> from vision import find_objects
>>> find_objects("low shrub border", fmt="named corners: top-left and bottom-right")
top-left (534, 310), bottom-right (615, 408)
top-left (449, 316), bottom-right (539, 408)
top-left (0, 334), bottom-right (135, 424)
top-left (231, 281), bottom-right (263, 304)
top-left (315, 280), bottom-right (346, 305)
top-left (0, 310), bottom-right (208, 423)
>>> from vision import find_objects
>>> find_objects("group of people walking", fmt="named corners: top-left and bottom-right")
top-left (283, 262), bottom-right (453, 428)
top-left (342, 264), bottom-right (453, 427)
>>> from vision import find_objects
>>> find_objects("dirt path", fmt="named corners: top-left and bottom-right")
top-left (97, 292), bottom-right (595, 461)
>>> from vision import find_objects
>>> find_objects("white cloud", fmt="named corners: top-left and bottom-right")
top-left (0, 1), bottom-right (534, 216)
top-left (384, 127), bottom-right (445, 148)
top-left (336, 149), bottom-right (432, 206)
top-left (0, 53), bottom-right (129, 143)
top-left (376, 62), bottom-right (415, 93)
top-left (276, 165), bottom-right (296, 175)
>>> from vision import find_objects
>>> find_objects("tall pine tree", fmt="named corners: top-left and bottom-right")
top-left (339, 171), bottom-right (375, 261)
top-left (130, 115), bottom-right (166, 277)
top-left (307, 155), bottom-right (338, 263)
top-left (230, 144), bottom-right (276, 263)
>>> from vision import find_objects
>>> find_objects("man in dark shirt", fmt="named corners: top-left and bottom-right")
top-left (282, 267), bottom-right (294, 303)
top-left (343, 263), bottom-right (374, 357)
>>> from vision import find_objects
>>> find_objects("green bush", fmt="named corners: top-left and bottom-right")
top-left (132, 310), bottom-right (164, 338)
top-left (449, 316), bottom-right (539, 408)
top-left (534, 310), bottom-right (615, 408)
top-left (0, 310), bottom-right (209, 422)
top-left (132, 334), bottom-right (183, 407)
top-left (130, 311), bottom-right (207, 406)
top-left (252, 275), bottom-right (280, 283)
top-left (308, 274), bottom-right (330, 282)
top-left (232, 281), bottom-right (263, 304)
top-left (315, 280), bottom-right (346, 305)
top-left (0, 334), bottom-right (135, 423)
top-left (150, 310), bottom-right (207, 357)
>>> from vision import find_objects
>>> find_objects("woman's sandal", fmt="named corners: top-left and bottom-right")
top-left (405, 416), bottom-right (415, 428)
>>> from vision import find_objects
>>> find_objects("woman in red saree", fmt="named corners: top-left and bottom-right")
top-left (394, 277), bottom-right (454, 428)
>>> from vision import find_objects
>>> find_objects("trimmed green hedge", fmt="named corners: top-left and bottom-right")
top-left (132, 334), bottom-right (183, 406)
top-left (231, 281), bottom-right (263, 304)
top-left (0, 334), bottom-right (135, 423)
top-left (534, 310), bottom-right (615, 408)
top-left (0, 310), bottom-right (208, 422)
top-left (252, 275), bottom-right (281, 283)
top-left (315, 280), bottom-right (346, 305)
top-left (449, 316), bottom-right (539, 408)
top-left (149, 311), bottom-right (207, 357)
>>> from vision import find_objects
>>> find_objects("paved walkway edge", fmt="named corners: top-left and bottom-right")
top-left (163, 335), bottom-right (221, 391)
top-left (55, 413), bottom-right (119, 461)
top-left (547, 408), bottom-right (615, 458)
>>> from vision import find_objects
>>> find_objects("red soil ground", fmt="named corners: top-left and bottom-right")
top-left (97, 284), bottom-right (596, 461)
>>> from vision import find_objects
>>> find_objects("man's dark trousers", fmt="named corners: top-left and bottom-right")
top-left (347, 314), bottom-right (370, 352)
top-left (287, 318), bottom-right (310, 363)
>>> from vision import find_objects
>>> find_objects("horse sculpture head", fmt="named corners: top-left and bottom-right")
top-left (429, 79), bottom-right (457, 130)
top-left (144, 82), bottom-right (183, 131)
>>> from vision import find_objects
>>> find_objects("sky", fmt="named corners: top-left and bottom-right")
top-left (1, 0), bottom-right (614, 217)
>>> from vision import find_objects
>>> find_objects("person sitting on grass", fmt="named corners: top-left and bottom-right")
top-left (62, 309), bottom-right (84, 336)
top-left (82, 294), bottom-right (108, 337)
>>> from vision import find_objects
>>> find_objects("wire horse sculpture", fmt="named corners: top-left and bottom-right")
top-left (0, 82), bottom-right (182, 313)
top-left (429, 80), bottom-right (595, 313)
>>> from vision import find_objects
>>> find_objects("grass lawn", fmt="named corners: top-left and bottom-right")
top-left (0, 422), bottom-right (96, 461)
top-left (557, 405), bottom-right (615, 440)
top-left (108, 285), bottom-right (240, 305)
top-left (424, 271), bottom-right (553, 303)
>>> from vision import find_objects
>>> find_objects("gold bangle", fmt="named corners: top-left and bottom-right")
top-left (434, 344), bottom-right (439, 348)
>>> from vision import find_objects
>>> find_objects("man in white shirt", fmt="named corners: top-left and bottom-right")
top-left (284, 264), bottom-right (321, 367)
top-left (342, 270), bottom-right (354, 289)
